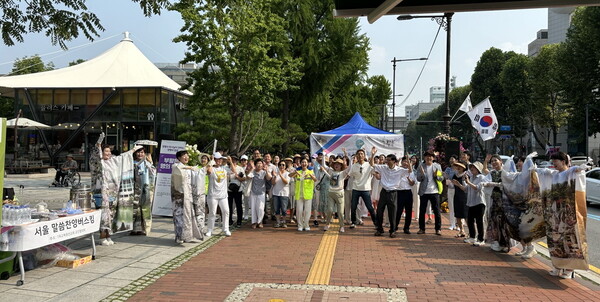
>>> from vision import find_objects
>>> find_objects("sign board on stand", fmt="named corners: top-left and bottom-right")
top-left (151, 140), bottom-right (186, 216)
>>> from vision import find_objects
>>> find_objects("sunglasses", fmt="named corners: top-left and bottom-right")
top-left (279, 164), bottom-right (286, 167)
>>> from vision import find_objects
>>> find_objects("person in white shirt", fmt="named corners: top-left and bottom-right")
top-left (347, 148), bottom-right (377, 229)
top-left (369, 147), bottom-right (410, 237)
top-left (206, 152), bottom-right (231, 237)
top-left (271, 161), bottom-right (290, 228)
top-left (320, 157), bottom-right (348, 233)
top-left (239, 155), bottom-right (252, 220)
top-left (395, 155), bottom-right (415, 234)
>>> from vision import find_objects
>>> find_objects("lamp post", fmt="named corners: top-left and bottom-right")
top-left (391, 57), bottom-right (427, 133)
top-left (398, 12), bottom-right (454, 134)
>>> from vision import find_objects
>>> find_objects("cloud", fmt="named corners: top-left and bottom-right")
top-left (368, 44), bottom-right (387, 65)
top-left (498, 41), bottom-right (528, 54)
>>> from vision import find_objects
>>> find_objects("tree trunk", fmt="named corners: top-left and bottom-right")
top-left (281, 90), bottom-right (290, 155)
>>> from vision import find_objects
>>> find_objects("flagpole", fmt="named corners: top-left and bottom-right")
top-left (451, 111), bottom-right (467, 122)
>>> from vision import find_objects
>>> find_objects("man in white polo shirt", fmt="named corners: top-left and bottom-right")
top-left (369, 147), bottom-right (410, 238)
top-left (206, 152), bottom-right (231, 237)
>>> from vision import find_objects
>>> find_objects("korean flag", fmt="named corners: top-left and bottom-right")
top-left (467, 97), bottom-right (498, 141)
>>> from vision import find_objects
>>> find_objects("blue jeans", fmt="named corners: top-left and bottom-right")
top-left (351, 190), bottom-right (377, 225)
top-left (273, 195), bottom-right (289, 216)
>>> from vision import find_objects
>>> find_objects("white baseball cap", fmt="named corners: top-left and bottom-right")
top-left (240, 155), bottom-right (248, 160)
top-left (213, 152), bottom-right (223, 159)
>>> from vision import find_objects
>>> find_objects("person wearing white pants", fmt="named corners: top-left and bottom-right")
top-left (444, 155), bottom-right (458, 230)
top-left (206, 152), bottom-right (231, 237)
top-left (290, 158), bottom-right (317, 231)
top-left (247, 158), bottom-right (273, 228)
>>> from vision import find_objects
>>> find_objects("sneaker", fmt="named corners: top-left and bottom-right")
top-left (374, 231), bottom-right (383, 236)
top-left (403, 229), bottom-right (411, 234)
top-left (176, 239), bottom-right (184, 244)
top-left (100, 239), bottom-right (111, 246)
top-left (490, 241), bottom-right (501, 252)
top-left (324, 225), bottom-right (329, 231)
top-left (350, 224), bottom-right (356, 229)
top-left (417, 230), bottom-right (425, 234)
top-left (549, 268), bottom-right (563, 277)
top-left (464, 238), bottom-right (476, 244)
top-left (236, 222), bottom-right (242, 227)
top-left (251, 223), bottom-right (257, 229)
top-left (521, 244), bottom-right (536, 259)
top-left (448, 225), bottom-right (456, 230)
top-left (313, 220), bottom-right (319, 226)
top-left (224, 230), bottom-right (232, 237)
top-left (205, 231), bottom-right (212, 237)
top-left (426, 219), bottom-right (433, 224)
top-left (305, 227), bottom-right (311, 231)
top-left (389, 232), bottom-right (396, 238)
top-left (243, 215), bottom-right (249, 220)
top-left (339, 227), bottom-right (345, 233)
top-left (473, 240), bottom-right (484, 246)
top-left (358, 220), bottom-right (364, 225)
top-left (281, 223), bottom-right (288, 228)
top-left (257, 223), bottom-right (263, 228)
top-left (107, 238), bottom-right (115, 245)
top-left (274, 223), bottom-right (280, 228)
top-left (298, 227), bottom-right (303, 231)
top-left (435, 230), bottom-right (442, 236)
top-left (560, 270), bottom-right (574, 279)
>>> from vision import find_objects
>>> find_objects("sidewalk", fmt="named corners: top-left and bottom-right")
top-left (1, 174), bottom-right (599, 301)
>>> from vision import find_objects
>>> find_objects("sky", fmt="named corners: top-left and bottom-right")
top-left (0, 1), bottom-right (548, 117)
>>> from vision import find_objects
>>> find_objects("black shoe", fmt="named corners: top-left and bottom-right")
top-left (403, 229), bottom-right (411, 234)
top-left (271, 216), bottom-right (277, 221)
top-left (313, 220), bottom-right (319, 226)
top-left (334, 213), bottom-right (339, 219)
top-left (236, 222), bottom-right (242, 227)
top-left (389, 232), bottom-right (397, 238)
top-left (435, 230), bottom-right (442, 236)
top-left (374, 231), bottom-right (383, 236)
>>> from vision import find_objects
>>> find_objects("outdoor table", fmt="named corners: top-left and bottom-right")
top-left (0, 210), bottom-right (101, 286)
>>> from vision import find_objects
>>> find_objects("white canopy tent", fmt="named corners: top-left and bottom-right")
top-left (0, 32), bottom-right (191, 95)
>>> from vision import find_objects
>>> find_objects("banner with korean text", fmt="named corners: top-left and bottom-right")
top-left (152, 140), bottom-right (186, 216)
top-left (0, 210), bottom-right (101, 252)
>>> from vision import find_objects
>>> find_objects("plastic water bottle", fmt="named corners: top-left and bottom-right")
top-left (2, 205), bottom-right (9, 225)
top-left (23, 205), bottom-right (31, 223)
top-left (15, 206), bottom-right (23, 225)
top-left (6, 206), bottom-right (15, 225)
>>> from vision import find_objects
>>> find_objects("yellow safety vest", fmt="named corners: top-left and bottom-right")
top-left (294, 170), bottom-right (315, 200)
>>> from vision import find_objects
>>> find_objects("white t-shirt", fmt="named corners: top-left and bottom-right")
top-left (226, 165), bottom-right (244, 192)
top-left (208, 166), bottom-right (228, 199)
top-left (398, 170), bottom-right (416, 190)
top-left (424, 165), bottom-right (438, 194)
top-left (272, 170), bottom-right (290, 197)
top-left (324, 168), bottom-right (348, 192)
top-left (349, 161), bottom-right (373, 191)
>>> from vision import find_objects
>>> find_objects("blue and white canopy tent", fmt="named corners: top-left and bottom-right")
top-left (310, 112), bottom-right (404, 158)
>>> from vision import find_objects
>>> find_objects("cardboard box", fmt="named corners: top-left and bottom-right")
top-left (55, 254), bottom-right (93, 268)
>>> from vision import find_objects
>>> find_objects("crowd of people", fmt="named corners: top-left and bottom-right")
top-left (89, 133), bottom-right (586, 280)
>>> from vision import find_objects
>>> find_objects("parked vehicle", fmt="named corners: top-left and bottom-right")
top-left (586, 168), bottom-right (600, 205)
top-left (570, 156), bottom-right (594, 170)
top-left (537, 161), bottom-right (554, 169)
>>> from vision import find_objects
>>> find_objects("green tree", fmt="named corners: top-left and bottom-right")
top-left (0, 0), bottom-right (170, 49)
top-left (275, 0), bottom-right (370, 153)
top-left (10, 55), bottom-right (54, 75)
top-left (529, 44), bottom-right (570, 146)
top-left (560, 7), bottom-right (600, 145)
top-left (68, 59), bottom-right (86, 66)
top-left (172, 0), bottom-right (302, 155)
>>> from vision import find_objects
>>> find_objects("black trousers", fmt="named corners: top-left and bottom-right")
top-left (395, 189), bottom-right (413, 231)
top-left (351, 190), bottom-right (377, 225)
top-left (419, 193), bottom-right (441, 231)
top-left (228, 191), bottom-right (243, 225)
top-left (376, 189), bottom-right (397, 233)
top-left (467, 203), bottom-right (486, 241)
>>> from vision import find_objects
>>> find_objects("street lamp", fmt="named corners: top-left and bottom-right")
top-left (391, 57), bottom-right (427, 133)
top-left (398, 12), bottom-right (454, 134)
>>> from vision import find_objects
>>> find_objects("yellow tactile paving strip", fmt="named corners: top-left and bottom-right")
top-left (305, 220), bottom-right (341, 285)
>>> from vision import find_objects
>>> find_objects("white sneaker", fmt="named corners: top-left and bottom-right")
top-left (224, 230), bottom-right (231, 237)
top-left (339, 227), bottom-right (345, 233)
top-left (107, 238), bottom-right (115, 245)
top-left (205, 231), bottom-right (212, 237)
top-left (560, 270), bottom-right (574, 279)
top-left (464, 238), bottom-right (475, 244)
top-left (448, 225), bottom-right (456, 230)
top-left (473, 240), bottom-right (484, 246)
top-left (298, 227), bottom-right (303, 231)
top-left (521, 244), bottom-right (536, 259)
top-left (176, 239), bottom-right (184, 244)
top-left (305, 227), bottom-right (311, 231)
top-left (324, 225), bottom-right (329, 231)
top-left (100, 239), bottom-right (111, 246)
top-left (490, 241), bottom-right (501, 252)
top-left (350, 224), bottom-right (356, 229)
